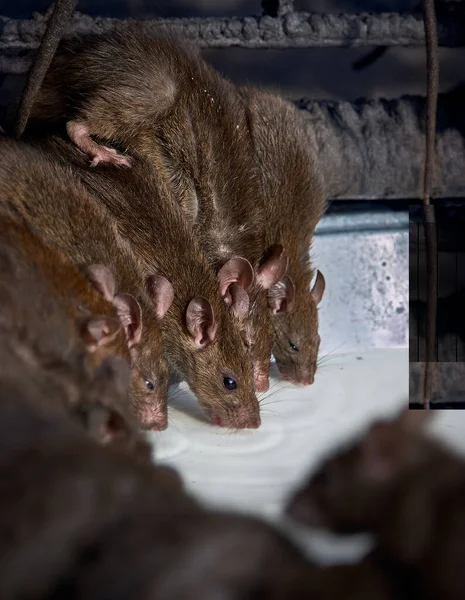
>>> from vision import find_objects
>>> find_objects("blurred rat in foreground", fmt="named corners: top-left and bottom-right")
top-left (287, 408), bottom-right (465, 600)
top-left (0, 221), bottom-right (151, 459)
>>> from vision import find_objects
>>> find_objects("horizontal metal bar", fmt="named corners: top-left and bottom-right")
top-left (297, 92), bottom-right (465, 200)
top-left (315, 211), bottom-right (409, 236)
top-left (1, 6), bottom-right (464, 56)
top-left (410, 402), bottom-right (465, 408)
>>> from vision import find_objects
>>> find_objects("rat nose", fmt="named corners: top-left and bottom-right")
top-left (299, 373), bottom-right (315, 386)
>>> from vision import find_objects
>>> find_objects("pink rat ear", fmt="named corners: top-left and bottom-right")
top-left (82, 264), bottom-right (116, 302)
top-left (185, 298), bottom-right (218, 349)
top-left (81, 316), bottom-right (123, 352)
top-left (217, 256), bottom-right (254, 297)
top-left (268, 275), bottom-right (295, 314)
top-left (227, 283), bottom-right (250, 321)
top-left (311, 270), bottom-right (326, 305)
top-left (145, 275), bottom-right (174, 319)
top-left (113, 293), bottom-right (142, 348)
top-left (256, 244), bottom-right (288, 290)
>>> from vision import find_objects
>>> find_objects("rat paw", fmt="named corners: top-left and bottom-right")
top-left (89, 146), bottom-right (132, 168)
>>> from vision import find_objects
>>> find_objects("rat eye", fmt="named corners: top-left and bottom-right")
top-left (145, 379), bottom-right (155, 391)
top-left (289, 342), bottom-right (299, 352)
top-left (223, 377), bottom-right (237, 391)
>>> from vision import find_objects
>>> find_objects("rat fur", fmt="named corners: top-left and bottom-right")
top-left (0, 233), bottom-right (151, 459)
top-left (43, 136), bottom-right (260, 429)
top-left (287, 408), bottom-right (465, 600)
top-left (0, 137), bottom-right (171, 430)
top-left (26, 28), bottom-right (288, 394)
top-left (239, 88), bottom-right (327, 386)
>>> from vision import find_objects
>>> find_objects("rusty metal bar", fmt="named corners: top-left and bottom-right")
top-left (1, 7), bottom-right (465, 57)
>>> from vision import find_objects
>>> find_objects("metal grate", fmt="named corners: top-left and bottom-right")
top-left (1, 1), bottom-right (465, 53)
top-left (0, 0), bottom-right (464, 200)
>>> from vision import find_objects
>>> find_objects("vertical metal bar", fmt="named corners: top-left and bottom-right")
top-left (421, 0), bottom-right (439, 409)
top-left (417, 222), bottom-right (420, 362)
top-left (14, 0), bottom-right (78, 138)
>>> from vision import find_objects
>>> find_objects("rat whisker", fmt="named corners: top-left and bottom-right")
top-left (260, 383), bottom-right (294, 402)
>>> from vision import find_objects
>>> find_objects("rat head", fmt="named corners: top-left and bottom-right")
top-left (269, 270), bottom-right (325, 385)
top-left (286, 408), bottom-right (433, 533)
top-left (247, 244), bottom-right (289, 393)
top-left (84, 265), bottom-right (173, 431)
top-left (74, 355), bottom-right (153, 462)
top-left (161, 256), bottom-right (260, 429)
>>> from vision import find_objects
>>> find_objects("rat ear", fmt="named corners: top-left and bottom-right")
top-left (81, 316), bottom-right (123, 352)
top-left (185, 298), bottom-right (218, 349)
top-left (81, 401), bottom-right (130, 446)
top-left (145, 274), bottom-right (174, 319)
top-left (227, 283), bottom-right (250, 321)
top-left (268, 276), bottom-right (295, 314)
top-left (217, 257), bottom-right (254, 298)
top-left (256, 244), bottom-right (288, 290)
top-left (311, 270), bottom-right (325, 305)
top-left (83, 264), bottom-right (116, 301)
top-left (113, 293), bottom-right (142, 348)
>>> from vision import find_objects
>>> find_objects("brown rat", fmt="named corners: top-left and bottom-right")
top-left (238, 88), bottom-right (327, 386)
top-left (286, 408), bottom-right (465, 600)
top-left (0, 137), bottom-right (172, 430)
top-left (53, 142), bottom-right (260, 429)
top-left (0, 215), bottom-right (130, 369)
top-left (0, 370), bottom-right (308, 600)
top-left (0, 388), bottom-right (190, 600)
top-left (0, 134), bottom-right (259, 429)
top-left (26, 28), bottom-right (287, 394)
top-left (0, 229), bottom-right (151, 459)
top-left (146, 44), bottom-right (289, 394)
top-left (0, 360), bottom-right (402, 600)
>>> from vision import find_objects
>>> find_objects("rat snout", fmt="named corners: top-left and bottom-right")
top-left (137, 401), bottom-right (168, 431)
top-left (295, 363), bottom-right (317, 386)
top-left (278, 363), bottom-right (315, 386)
top-left (207, 404), bottom-right (261, 429)
top-left (232, 404), bottom-right (261, 429)
top-left (298, 373), bottom-right (315, 386)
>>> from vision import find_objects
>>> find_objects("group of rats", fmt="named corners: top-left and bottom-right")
top-left (0, 26), bottom-right (326, 434)
top-left (0, 358), bottom-right (460, 599)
